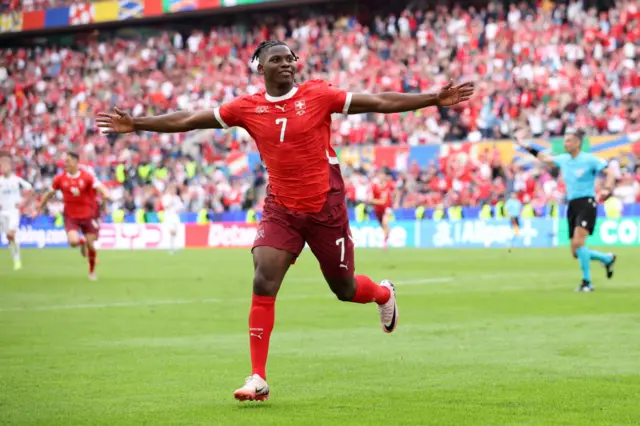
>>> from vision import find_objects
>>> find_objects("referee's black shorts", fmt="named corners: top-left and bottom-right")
top-left (567, 196), bottom-right (598, 239)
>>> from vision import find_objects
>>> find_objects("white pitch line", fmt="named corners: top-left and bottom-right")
top-left (0, 272), bottom-right (579, 313)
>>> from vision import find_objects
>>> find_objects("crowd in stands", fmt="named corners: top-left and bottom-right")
top-left (1, 0), bottom-right (639, 215)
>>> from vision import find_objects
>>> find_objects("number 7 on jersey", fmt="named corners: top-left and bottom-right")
top-left (275, 118), bottom-right (287, 143)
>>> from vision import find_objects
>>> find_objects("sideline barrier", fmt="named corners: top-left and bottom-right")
top-left (0, 224), bottom-right (185, 250)
top-left (558, 217), bottom-right (640, 246)
top-left (5, 218), bottom-right (640, 249)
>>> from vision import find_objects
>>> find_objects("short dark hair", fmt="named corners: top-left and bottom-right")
top-left (252, 40), bottom-right (299, 63)
top-left (566, 128), bottom-right (586, 140)
top-left (68, 152), bottom-right (80, 160)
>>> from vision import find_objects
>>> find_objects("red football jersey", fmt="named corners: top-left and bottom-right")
top-left (52, 170), bottom-right (98, 219)
top-left (371, 182), bottom-right (395, 210)
top-left (215, 80), bottom-right (351, 213)
top-left (79, 164), bottom-right (101, 218)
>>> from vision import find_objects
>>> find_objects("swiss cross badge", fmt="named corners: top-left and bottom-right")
top-left (295, 100), bottom-right (306, 116)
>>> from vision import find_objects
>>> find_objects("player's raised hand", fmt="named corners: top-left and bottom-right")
top-left (436, 80), bottom-right (475, 107)
top-left (96, 108), bottom-right (135, 134)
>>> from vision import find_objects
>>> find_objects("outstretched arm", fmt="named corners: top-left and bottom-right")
top-left (347, 81), bottom-right (474, 115)
top-left (34, 190), bottom-right (56, 217)
top-left (96, 184), bottom-right (112, 203)
top-left (97, 108), bottom-right (223, 134)
top-left (515, 132), bottom-right (556, 167)
top-left (599, 164), bottom-right (617, 200)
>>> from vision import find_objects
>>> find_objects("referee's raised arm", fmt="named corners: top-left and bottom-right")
top-left (514, 130), bottom-right (556, 166)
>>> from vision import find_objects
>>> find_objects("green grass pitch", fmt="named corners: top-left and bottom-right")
top-left (1, 247), bottom-right (639, 425)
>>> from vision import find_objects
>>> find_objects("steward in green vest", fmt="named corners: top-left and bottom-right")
top-left (135, 209), bottom-right (146, 223)
top-left (112, 208), bottom-right (125, 223)
top-left (197, 209), bottom-right (209, 224)
top-left (521, 203), bottom-right (535, 218)
top-left (158, 210), bottom-right (166, 223)
top-left (137, 164), bottom-right (151, 183)
top-left (604, 197), bottom-right (622, 218)
top-left (415, 205), bottom-right (425, 220)
top-left (246, 208), bottom-right (257, 224)
top-left (54, 212), bottom-right (64, 228)
top-left (479, 204), bottom-right (492, 220)
top-left (186, 161), bottom-right (197, 180)
top-left (433, 205), bottom-right (445, 221)
top-left (355, 203), bottom-right (367, 222)
top-left (546, 200), bottom-right (559, 218)
top-left (494, 200), bottom-right (505, 219)
top-left (447, 205), bottom-right (462, 220)
top-left (116, 164), bottom-right (126, 184)
top-left (154, 166), bottom-right (168, 181)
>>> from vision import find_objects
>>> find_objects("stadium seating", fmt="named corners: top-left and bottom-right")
top-left (1, 0), bottom-right (638, 216)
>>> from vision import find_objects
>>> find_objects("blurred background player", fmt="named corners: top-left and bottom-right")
top-left (517, 129), bottom-right (617, 292)
top-left (161, 184), bottom-right (184, 255)
top-left (0, 151), bottom-right (33, 271)
top-left (97, 39), bottom-right (473, 401)
top-left (370, 168), bottom-right (396, 250)
top-left (504, 192), bottom-right (523, 253)
top-left (79, 164), bottom-right (105, 258)
top-left (34, 153), bottom-right (111, 280)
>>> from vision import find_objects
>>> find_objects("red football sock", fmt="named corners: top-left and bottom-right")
top-left (352, 275), bottom-right (391, 305)
top-left (88, 248), bottom-right (97, 273)
top-left (79, 236), bottom-right (86, 245)
top-left (249, 294), bottom-right (276, 380)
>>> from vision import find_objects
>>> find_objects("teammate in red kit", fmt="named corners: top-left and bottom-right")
top-left (370, 168), bottom-right (396, 249)
top-left (79, 164), bottom-right (105, 258)
top-left (97, 40), bottom-right (474, 401)
top-left (35, 153), bottom-right (111, 280)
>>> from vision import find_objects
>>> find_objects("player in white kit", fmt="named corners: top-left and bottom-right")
top-left (0, 152), bottom-right (33, 270)
top-left (162, 184), bottom-right (184, 254)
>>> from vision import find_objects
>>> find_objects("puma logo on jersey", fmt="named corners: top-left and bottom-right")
top-left (275, 104), bottom-right (286, 112)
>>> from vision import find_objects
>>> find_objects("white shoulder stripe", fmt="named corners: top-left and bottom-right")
top-left (342, 92), bottom-right (353, 115)
top-left (213, 108), bottom-right (229, 130)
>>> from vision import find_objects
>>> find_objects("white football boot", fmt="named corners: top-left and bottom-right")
top-left (378, 280), bottom-right (398, 333)
top-left (233, 374), bottom-right (270, 402)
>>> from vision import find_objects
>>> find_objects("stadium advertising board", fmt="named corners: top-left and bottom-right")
top-left (416, 219), bottom-right (557, 249)
top-left (185, 223), bottom-right (258, 248)
top-left (0, 225), bottom-right (69, 248)
top-left (0, 224), bottom-right (184, 249)
top-left (95, 224), bottom-right (185, 250)
top-left (183, 222), bottom-right (417, 248)
top-left (349, 222), bottom-right (416, 248)
top-left (558, 217), bottom-right (640, 246)
top-left (11, 219), bottom-right (640, 250)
